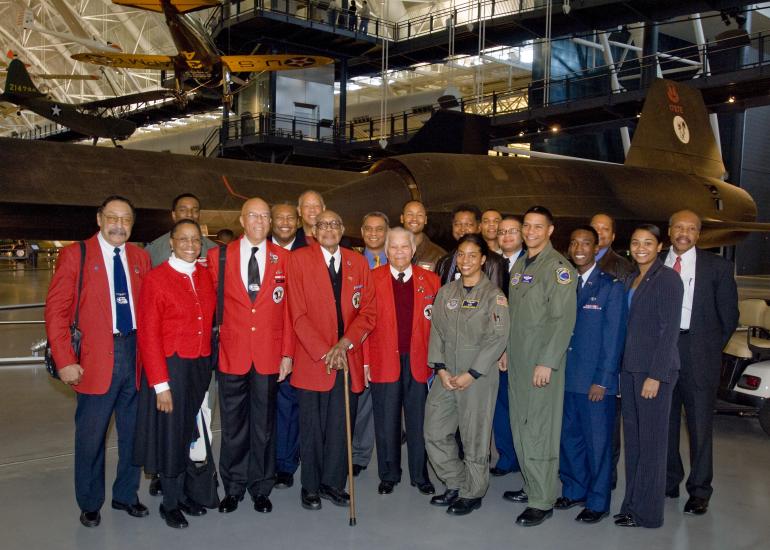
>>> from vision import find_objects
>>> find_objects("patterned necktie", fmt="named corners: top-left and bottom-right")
top-left (248, 246), bottom-right (260, 302)
top-left (397, 272), bottom-right (405, 284)
top-left (673, 255), bottom-right (682, 274)
top-left (113, 247), bottom-right (133, 334)
top-left (374, 255), bottom-right (381, 268)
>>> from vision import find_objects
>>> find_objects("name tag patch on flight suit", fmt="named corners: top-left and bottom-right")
top-left (352, 291), bottom-right (361, 309)
top-left (461, 300), bottom-right (479, 308)
top-left (447, 298), bottom-right (459, 310)
top-left (522, 274), bottom-right (534, 284)
top-left (423, 304), bottom-right (433, 320)
top-left (272, 286), bottom-right (284, 303)
top-left (556, 267), bottom-right (572, 285)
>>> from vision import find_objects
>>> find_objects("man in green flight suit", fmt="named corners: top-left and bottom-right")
top-left (503, 205), bottom-right (577, 527)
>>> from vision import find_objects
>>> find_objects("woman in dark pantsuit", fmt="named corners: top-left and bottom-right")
top-left (134, 219), bottom-right (216, 528)
top-left (616, 224), bottom-right (683, 528)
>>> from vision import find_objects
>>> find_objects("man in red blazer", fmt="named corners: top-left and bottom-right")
top-left (365, 227), bottom-right (439, 496)
top-left (206, 197), bottom-right (294, 515)
top-left (287, 209), bottom-right (376, 510)
top-left (45, 195), bottom-right (151, 528)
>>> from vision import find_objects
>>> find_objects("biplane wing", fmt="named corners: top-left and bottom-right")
top-left (71, 52), bottom-right (176, 71)
top-left (111, 0), bottom-right (219, 14)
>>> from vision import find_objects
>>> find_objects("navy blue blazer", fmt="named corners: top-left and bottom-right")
top-left (622, 259), bottom-right (684, 383)
top-left (566, 267), bottom-right (627, 395)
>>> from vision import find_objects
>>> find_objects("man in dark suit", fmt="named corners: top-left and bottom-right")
top-left (664, 210), bottom-right (739, 516)
top-left (557, 226), bottom-right (626, 523)
top-left (45, 195), bottom-right (151, 528)
top-left (491, 215), bottom-right (525, 477)
top-left (435, 204), bottom-right (505, 290)
top-left (590, 213), bottom-right (633, 280)
top-left (207, 197), bottom-right (295, 515)
top-left (270, 202), bottom-right (306, 489)
top-left (287, 210), bottom-right (376, 510)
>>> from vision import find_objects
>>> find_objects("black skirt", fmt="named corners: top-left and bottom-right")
top-left (133, 354), bottom-right (211, 476)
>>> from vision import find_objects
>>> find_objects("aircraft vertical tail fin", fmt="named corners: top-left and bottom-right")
top-left (625, 78), bottom-right (725, 179)
top-left (3, 59), bottom-right (43, 98)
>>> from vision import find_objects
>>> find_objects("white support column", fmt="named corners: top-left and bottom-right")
top-left (692, 13), bottom-right (722, 157)
top-left (598, 32), bottom-right (631, 156)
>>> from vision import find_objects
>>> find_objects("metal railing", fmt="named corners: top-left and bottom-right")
top-left (217, 31), bottom-right (770, 148)
top-left (0, 302), bottom-right (47, 366)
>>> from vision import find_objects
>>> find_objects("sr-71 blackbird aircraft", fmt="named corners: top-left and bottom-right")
top-left (71, 0), bottom-right (335, 94)
top-left (1, 78), bottom-right (769, 247)
top-left (0, 58), bottom-right (172, 141)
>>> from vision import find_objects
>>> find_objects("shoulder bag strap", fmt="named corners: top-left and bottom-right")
top-left (72, 241), bottom-right (86, 329)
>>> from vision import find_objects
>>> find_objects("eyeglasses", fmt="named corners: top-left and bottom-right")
top-left (497, 229), bottom-right (521, 236)
top-left (102, 214), bottom-right (133, 225)
top-left (316, 221), bottom-right (342, 230)
top-left (245, 212), bottom-right (270, 222)
top-left (172, 237), bottom-right (202, 246)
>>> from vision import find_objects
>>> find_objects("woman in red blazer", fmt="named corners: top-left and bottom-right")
top-left (134, 220), bottom-right (216, 529)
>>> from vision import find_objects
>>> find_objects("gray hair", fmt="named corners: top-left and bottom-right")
top-left (362, 211), bottom-right (390, 226)
top-left (385, 226), bottom-right (416, 252)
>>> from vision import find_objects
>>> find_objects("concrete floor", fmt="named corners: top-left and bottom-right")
top-left (1, 266), bottom-right (769, 550)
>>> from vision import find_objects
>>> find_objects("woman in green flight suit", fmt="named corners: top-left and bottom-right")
top-left (424, 233), bottom-right (510, 516)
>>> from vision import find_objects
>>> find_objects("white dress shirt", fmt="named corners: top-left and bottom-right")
top-left (665, 246), bottom-right (696, 330)
top-left (578, 263), bottom-right (596, 288)
top-left (320, 245), bottom-right (342, 273)
top-left (96, 232), bottom-right (137, 333)
top-left (389, 264), bottom-right (413, 282)
top-left (240, 237), bottom-right (267, 292)
top-left (271, 236), bottom-right (295, 251)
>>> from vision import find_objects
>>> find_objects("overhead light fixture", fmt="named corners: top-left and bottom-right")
top-left (550, 124), bottom-right (560, 133)
top-left (728, 96), bottom-right (736, 103)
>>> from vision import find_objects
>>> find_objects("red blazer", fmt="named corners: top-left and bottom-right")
top-left (137, 262), bottom-right (216, 387)
top-left (364, 265), bottom-right (439, 383)
top-left (288, 243), bottom-right (376, 393)
top-left (44, 234), bottom-right (151, 395)
top-left (206, 238), bottom-right (294, 375)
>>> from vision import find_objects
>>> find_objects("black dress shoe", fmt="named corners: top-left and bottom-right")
top-left (179, 500), bottom-right (207, 517)
top-left (447, 497), bottom-right (482, 516)
top-left (159, 504), bottom-right (188, 529)
top-left (301, 489), bottom-right (322, 510)
top-left (613, 512), bottom-right (629, 520)
top-left (253, 494), bottom-right (273, 513)
top-left (614, 515), bottom-right (638, 527)
top-left (319, 485), bottom-right (350, 507)
top-left (218, 494), bottom-right (243, 514)
top-left (411, 481), bottom-right (436, 495)
top-left (666, 487), bottom-right (680, 498)
top-left (79, 511), bottom-right (101, 528)
top-left (502, 489), bottom-right (528, 503)
top-left (575, 508), bottom-right (608, 523)
top-left (352, 464), bottom-right (367, 477)
top-left (516, 507), bottom-right (553, 526)
top-left (149, 475), bottom-right (162, 496)
top-left (489, 467), bottom-right (512, 477)
top-left (684, 496), bottom-right (708, 515)
top-left (555, 496), bottom-right (586, 510)
top-left (111, 500), bottom-right (149, 518)
top-left (378, 481), bottom-right (396, 495)
top-left (274, 471), bottom-right (294, 489)
top-left (430, 488), bottom-right (459, 507)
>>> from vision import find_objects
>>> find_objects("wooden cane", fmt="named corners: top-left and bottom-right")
top-left (342, 362), bottom-right (357, 526)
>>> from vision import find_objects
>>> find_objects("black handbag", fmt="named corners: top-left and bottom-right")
top-left (210, 244), bottom-right (226, 371)
top-left (45, 241), bottom-right (86, 379)
top-left (184, 411), bottom-right (220, 509)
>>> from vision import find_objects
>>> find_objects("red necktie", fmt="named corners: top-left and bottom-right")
top-left (673, 255), bottom-right (682, 274)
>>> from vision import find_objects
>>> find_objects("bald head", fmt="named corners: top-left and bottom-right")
top-left (668, 209), bottom-right (701, 254)
top-left (240, 197), bottom-right (271, 245)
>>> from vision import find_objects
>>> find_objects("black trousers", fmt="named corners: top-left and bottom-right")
top-left (667, 332), bottom-right (717, 500)
top-left (217, 368), bottom-right (278, 498)
top-left (620, 371), bottom-right (676, 528)
top-left (298, 373), bottom-right (359, 492)
top-left (161, 472), bottom-right (185, 509)
top-left (370, 353), bottom-right (430, 484)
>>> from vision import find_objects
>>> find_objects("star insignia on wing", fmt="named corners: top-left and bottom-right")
top-left (51, 105), bottom-right (62, 116)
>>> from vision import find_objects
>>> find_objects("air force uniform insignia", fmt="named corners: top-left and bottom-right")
top-left (272, 286), bottom-right (284, 303)
top-left (423, 304), bottom-right (433, 320)
top-left (352, 291), bottom-right (361, 309)
top-left (556, 267), bottom-right (572, 285)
